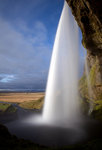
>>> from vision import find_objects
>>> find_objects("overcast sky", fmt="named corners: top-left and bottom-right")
top-left (0, 0), bottom-right (85, 91)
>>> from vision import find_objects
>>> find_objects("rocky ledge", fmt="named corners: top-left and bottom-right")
top-left (66, 0), bottom-right (102, 118)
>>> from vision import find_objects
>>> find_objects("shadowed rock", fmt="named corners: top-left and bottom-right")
top-left (66, 0), bottom-right (102, 118)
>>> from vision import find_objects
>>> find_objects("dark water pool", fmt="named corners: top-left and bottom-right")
top-left (0, 106), bottom-right (102, 147)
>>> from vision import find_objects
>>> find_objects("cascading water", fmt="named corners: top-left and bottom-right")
top-left (4, 1), bottom-right (102, 147)
top-left (84, 57), bottom-right (94, 114)
top-left (43, 1), bottom-right (80, 125)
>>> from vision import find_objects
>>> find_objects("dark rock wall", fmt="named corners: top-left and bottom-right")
top-left (66, 0), bottom-right (102, 53)
top-left (66, 0), bottom-right (102, 116)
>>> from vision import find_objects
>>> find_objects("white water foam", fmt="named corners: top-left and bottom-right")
top-left (42, 1), bottom-right (80, 126)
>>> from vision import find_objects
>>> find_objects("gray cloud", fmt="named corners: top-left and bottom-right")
top-left (0, 17), bottom-right (51, 89)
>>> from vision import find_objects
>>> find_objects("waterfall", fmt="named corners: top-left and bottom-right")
top-left (42, 1), bottom-right (80, 125)
top-left (84, 57), bottom-right (94, 114)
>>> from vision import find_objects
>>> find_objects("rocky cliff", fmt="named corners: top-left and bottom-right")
top-left (66, 0), bottom-right (102, 118)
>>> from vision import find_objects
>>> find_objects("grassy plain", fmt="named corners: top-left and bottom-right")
top-left (0, 92), bottom-right (44, 109)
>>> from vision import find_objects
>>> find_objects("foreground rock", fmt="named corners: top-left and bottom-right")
top-left (1, 123), bottom-right (102, 150)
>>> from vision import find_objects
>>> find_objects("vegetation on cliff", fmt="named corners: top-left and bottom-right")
top-left (79, 57), bottom-right (102, 119)
top-left (66, 0), bottom-right (102, 119)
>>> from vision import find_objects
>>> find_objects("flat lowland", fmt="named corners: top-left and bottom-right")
top-left (0, 92), bottom-right (45, 109)
top-left (0, 92), bottom-right (44, 103)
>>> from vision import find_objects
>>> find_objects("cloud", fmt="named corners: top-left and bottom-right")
top-left (0, 74), bottom-right (16, 83)
top-left (0, 17), bottom-right (51, 89)
top-left (29, 21), bottom-right (48, 45)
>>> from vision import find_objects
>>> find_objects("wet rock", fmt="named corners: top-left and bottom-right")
top-left (66, 0), bottom-right (102, 118)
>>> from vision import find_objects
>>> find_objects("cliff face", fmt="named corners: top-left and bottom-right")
top-left (66, 0), bottom-right (102, 118)
top-left (66, 0), bottom-right (102, 53)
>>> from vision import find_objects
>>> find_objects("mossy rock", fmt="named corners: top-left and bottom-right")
top-left (0, 103), bottom-right (17, 113)
top-left (79, 58), bottom-right (102, 119)
top-left (0, 103), bottom-right (11, 112)
top-left (6, 105), bottom-right (17, 113)
top-left (89, 62), bottom-right (97, 86)
top-left (79, 97), bottom-right (90, 115)
top-left (19, 97), bottom-right (44, 110)
top-left (91, 108), bottom-right (102, 121)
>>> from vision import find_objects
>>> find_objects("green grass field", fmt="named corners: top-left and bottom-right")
top-left (19, 97), bottom-right (44, 109)
top-left (0, 103), bottom-right (11, 112)
top-left (0, 103), bottom-right (17, 113)
top-left (0, 92), bottom-right (44, 110)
